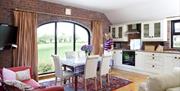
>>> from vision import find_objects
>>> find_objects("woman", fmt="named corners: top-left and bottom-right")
top-left (103, 33), bottom-right (114, 67)
top-left (104, 33), bottom-right (113, 55)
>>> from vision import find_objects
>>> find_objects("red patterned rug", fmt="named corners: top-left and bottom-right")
top-left (40, 76), bottom-right (132, 91)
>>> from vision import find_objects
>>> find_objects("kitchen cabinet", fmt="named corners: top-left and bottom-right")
top-left (110, 25), bottom-right (128, 41)
top-left (163, 54), bottom-right (180, 73)
top-left (135, 52), bottom-right (165, 74)
top-left (147, 53), bottom-right (165, 73)
top-left (135, 52), bottom-right (145, 71)
top-left (141, 20), bottom-right (167, 41)
top-left (113, 50), bottom-right (122, 68)
top-left (114, 51), bottom-right (180, 75)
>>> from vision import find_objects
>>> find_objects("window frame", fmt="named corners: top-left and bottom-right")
top-left (171, 20), bottom-right (180, 48)
top-left (38, 21), bottom-right (91, 75)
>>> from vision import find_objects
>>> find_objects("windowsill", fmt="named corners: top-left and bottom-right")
top-left (38, 73), bottom-right (55, 81)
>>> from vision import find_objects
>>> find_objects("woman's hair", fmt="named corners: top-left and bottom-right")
top-left (105, 32), bottom-right (112, 39)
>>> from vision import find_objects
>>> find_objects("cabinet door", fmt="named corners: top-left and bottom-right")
top-left (164, 54), bottom-right (180, 73)
top-left (135, 52), bottom-right (153, 72)
top-left (111, 27), bottom-right (116, 38)
top-left (135, 52), bottom-right (145, 70)
top-left (113, 51), bottom-right (122, 67)
top-left (154, 53), bottom-right (165, 66)
top-left (143, 24), bottom-right (150, 38)
top-left (153, 53), bottom-right (165, 73)
top-left (117, 26), bottom-right (123, 38)
top-left (154, 22), bottom-right (161, 37)
top-left (141, 20), bottom-right (167, 41)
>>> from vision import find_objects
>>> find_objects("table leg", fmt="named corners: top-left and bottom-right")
top-left (75, 75), bottom-right (78, 91)
top-left (64, 65), bottom-right (67, 71)
top-left (64, 65), bottom-right (67, 84)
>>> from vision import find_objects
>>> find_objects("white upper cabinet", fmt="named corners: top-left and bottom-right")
top-left (110, 25), bottom-right (128, 41)
top-left (141, 20), bottom-right (167, 41)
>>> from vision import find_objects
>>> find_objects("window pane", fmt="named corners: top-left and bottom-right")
top-left (37, 23), bottom-right (55, 74)
top-left (57, 22), bottom-right (74, 58)
top-left (173, 35), bottom-right (180, 48)
top-left (174, 23), bottom-right (180, 33)
top-left (75, 25), bottom-right (89, 51)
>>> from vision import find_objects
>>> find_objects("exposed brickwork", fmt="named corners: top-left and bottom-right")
top-left (0, 0), bottom-right (111, 32)
top-left (0, 0), bottom-right (111, 68)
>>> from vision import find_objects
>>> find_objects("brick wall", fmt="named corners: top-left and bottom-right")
top-left (0, 0), bottom-right (111, 68)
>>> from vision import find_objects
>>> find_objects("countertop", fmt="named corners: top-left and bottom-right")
top-left (113, 49), bottom-right (180, 54)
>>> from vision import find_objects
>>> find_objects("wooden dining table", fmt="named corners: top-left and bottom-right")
top-left (61, 57), bottom-right (101, 91)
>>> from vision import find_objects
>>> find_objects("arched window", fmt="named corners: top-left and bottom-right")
top-left (37, 21), bottom-right (90, 74)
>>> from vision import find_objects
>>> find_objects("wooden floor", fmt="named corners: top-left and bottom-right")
top-left (110, 69), bottom-right (148, 91)
top-left (39, 68), bottom-right (148, 91)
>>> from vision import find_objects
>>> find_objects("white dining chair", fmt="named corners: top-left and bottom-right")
top-left (77, 51), bottom-right (86, 58)
top-left (98, 55), bottom-right (112, 88)
top-left (51, 55), bottom-right (74, 85)
top-left (65, 51), bottom-right (78, 59)
top-left (84, 55), bottom-right (99, 91)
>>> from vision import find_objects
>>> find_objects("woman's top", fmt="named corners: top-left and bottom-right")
top-left (104, 39), bottom-right (113, 51)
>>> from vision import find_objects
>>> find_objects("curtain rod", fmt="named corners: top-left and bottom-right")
top-left (14, 8), bottom-right (97, 21)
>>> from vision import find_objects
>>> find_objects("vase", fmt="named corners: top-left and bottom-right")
top-left (85, 52), bottom-right (88, 56)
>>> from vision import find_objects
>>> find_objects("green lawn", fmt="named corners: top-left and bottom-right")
top-left (37, 43), bottom-right (84, 74)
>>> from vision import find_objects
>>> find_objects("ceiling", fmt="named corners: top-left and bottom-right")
top-left (42, 0), bottom-right (180, 24)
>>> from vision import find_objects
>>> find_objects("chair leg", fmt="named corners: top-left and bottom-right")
top-left (72, 77), bottom-right (75, 87)
top-left (55, 77), bottom-right (58, 85)
top-left (60, 80), bottom-right (63, 85)
top-left (64, 78), bottom-right (66, 84)
top-left (68, 77), bottom-right (71, 83)
top-left (84, 79), bottom-right (87, 91)
top-left (100, 76), bottom-right (102, 89)
top-left (107, 74), bottom-right (110, 86)
top-left (95, 77), bottom-right (97, 91)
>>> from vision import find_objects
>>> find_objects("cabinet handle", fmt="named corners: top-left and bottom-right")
top-left (175, 57), bottom-right (177, 59)
top-left (152, 65), bottom-right (155, 68)
top-left (152, 57), bottom-right (155, 59)
top-left (152, 54), bottom-right (154, 56)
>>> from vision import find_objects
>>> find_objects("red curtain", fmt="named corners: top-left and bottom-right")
top-left (91, 20), bottom-right (103, 55)
top-left (13, 11), bottom-right (38, 81)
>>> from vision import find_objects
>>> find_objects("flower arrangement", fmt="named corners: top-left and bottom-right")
top-left (81, 45), bottom-right (93, 55)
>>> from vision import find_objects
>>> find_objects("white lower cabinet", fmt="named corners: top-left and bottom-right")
top-left (135, 52), bottom-right (146, 71)
top-left (113, 50), bottom-right (122, 68)
top-left (136, 52), bottom-right (166, 74)
top-left (163, 54), bottom-right (180, 73)
top-left (113, 51), bottom-right (180, 75)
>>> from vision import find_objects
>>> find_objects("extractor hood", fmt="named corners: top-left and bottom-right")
top-left (125, 24), bottom-right (140, 35)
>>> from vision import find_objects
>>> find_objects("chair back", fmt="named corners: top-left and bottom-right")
top-left (65, 51), bottom-right (78, 59)
top-left (84, 55), bottom-right (99, 79)
top-left (51, 55), bottom-right (63, 77)
top-left (77, 51), bottom-right (86, 58)
top-left (100, 55), bottom-right (112, 76)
